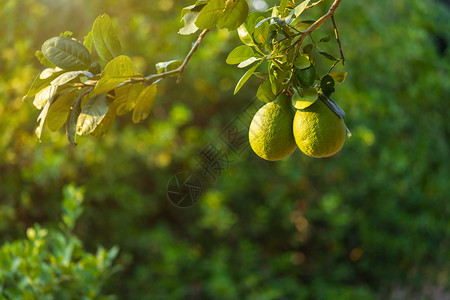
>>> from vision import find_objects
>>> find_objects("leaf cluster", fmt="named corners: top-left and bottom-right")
top-left (24, 14), bottom-right (158, 144)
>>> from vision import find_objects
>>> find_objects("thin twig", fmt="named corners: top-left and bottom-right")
top-left (144, 29), bottom-right (210, 84)
top-left (291, 0), bottom-right (342, 61)
top-left (306, 0), bottom-right (324, 9)
top-left (331, 15), bottom-right (345, 65)
top-left (298, 0), bottom-right (342, 46)
top-left (176, 29), bottom-right (209, 83)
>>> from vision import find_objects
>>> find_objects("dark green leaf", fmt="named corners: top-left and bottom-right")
top-left (294, 54), bottom-right (311, 69)
top-left (319, 51), bottom-right (338, 61)
top-left (320, 75), bottom-right (335, 96)
top-left (319, 93), bottom-right (345, 119)
top-left (42, 37), bottom-right (91, 70)
top-left (256, 79), bottom-right (276, 103)
top-left (329, 71), bottom-right (348, 84)
top-left (132, 84), bottom-right (157, 123)
top-left (303, 44), bottom-right (313, 54)
top-left (92, 14), bottom-right (122, 62)
top-left (66, 91), bottom-right (86, 145)
top-left (195, 0), bottom-right (225, 29)
top-left (226, 45), bottom-right (254, 65)
top-left (217, 0), bottom-right (249, 31)
top-left (77, 94), bottom-right (113, 135)
top-left (319, 34), bottom-right (332, 43)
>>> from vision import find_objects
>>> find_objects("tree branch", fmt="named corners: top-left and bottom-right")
top-left (298, 0), bottom-right (343, 46)
top-left (306, 0), bottom-right (324, 9)
top-left (331, 15), bottom-right (345, 65)
top-left (144, 29), bottom-right (210, 84)
top-left (176, 29), bottom-right (209, 83)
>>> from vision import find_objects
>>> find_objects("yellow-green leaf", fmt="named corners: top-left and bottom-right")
top-left (132, 84), bottom-right (157, 123)
top-left (92, 14), bottom-right (122, 62)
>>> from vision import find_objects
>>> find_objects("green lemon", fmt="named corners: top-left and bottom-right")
top-left (249, 94), bottom-right (297, 161)
top-left (294, 65), bottom-right (315, 88)
top-left (293, 98), bottom-right (346, 158)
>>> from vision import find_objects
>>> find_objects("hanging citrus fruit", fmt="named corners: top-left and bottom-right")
top-left (249, 94), bottom-right (297, 161)
top-left (293, 98), bottom-right (346, 158)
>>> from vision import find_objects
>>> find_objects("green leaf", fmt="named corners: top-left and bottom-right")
top-left (132, 84), bottom-right (157, 123)
top-left (35, 96), bottom-right (54, 141)
top-left (90, 98), bottom-right (117, 137)
top-left (50, 71), bottom-right (93, 87)
top-left (95, 79), bottom-right (127, 95)
top-left (101, 55), bottom-right (135, 78)
top-left (234, 61), bottom-right (261, 95)
top-left (238, 57), bottom-right (259, 68)
top-left (280, 0), bottom-right (289, 17)
top-left (114, 83), bottom-right (146, 116)
top-left (253, 17), bottom-right (270, 45)
top-left (77, 94), bottom-right (113, 135)
top-left (92, 14), bottom-right (122, 62)
top-left (47, 89), bottom-right (79, 131)
top-left (288, 0), bottom-right (310, 26)
top-left (256, 79), bottom-right (276, 103)
top-left (84, 31), bottom-right (94, 53)
top-left (66, 91), bottom-right (85, 145)
top-left (329, 71), bottom-right (348, 84)
top-left (320, 75), bottom-right (335, 96)
top-left (179, 11), bottom-right (200, 35)
top-left (23, 68), bottom-right (64, 101)
top-left (217, 0), bottom-right (249, 31)
top-left (293, 88), bottom-right (318, 109)
top-left (237, 25), bottom-right (254, 46)
top-left (294, 54), bottom-right (311, 69)
top-left (60, 31), bottom-right (73, 38)
top-left (195, 0), bottom-right (225, 29)
top-left (33, 85), bottom-right (58, 109)
top-left (226, 45), bottom-right (254, 65)
top-left (269, 66), bottom-right (285, 95)
top-left (319, 51), bottom-right (338, 61)
top-left (94, 55), bottom-right (136, 94)
top-left (42, 37), bottom-right (91, 70)
top-left (303, 44), bottom-right (313, 54)
top-left (319, 34), bottom-right (332, 43)
top-left (35, 51), bottom-right (56, 68)
top-left (155, 60), bottom-right (182, 74)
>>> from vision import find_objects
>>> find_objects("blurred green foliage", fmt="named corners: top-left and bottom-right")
top-left (0, 0), bottom-right (449, 299)
top-left (0, 184), bottom-right (118, 299)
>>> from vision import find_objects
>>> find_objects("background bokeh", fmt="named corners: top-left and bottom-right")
top-left (0, 0), bottom-right (449, 299)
